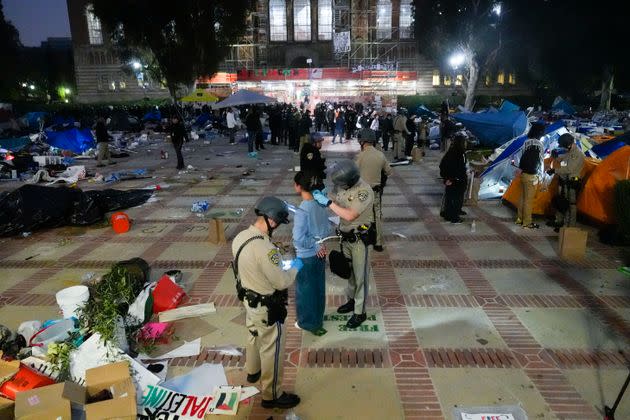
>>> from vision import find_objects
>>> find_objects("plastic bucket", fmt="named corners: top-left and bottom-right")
top-left (29, 318), bottom-right (75, 349)
top-left (111, 211), bottom-right (130, 234)
top-left (55, 285), bottom-right (90, 319)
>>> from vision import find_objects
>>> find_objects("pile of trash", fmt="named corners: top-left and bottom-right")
top-left (0, 258), bottom-right (257, 418)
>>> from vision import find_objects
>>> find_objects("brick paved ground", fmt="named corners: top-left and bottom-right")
top-left (0, 133), bottom-right (628, 419)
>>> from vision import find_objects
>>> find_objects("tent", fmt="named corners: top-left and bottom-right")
top-left (590, 139), bottom-right (627, 159)
top-left (143, 109), bottom-right (162, 122)
top-left (44, 128), bottom-right (95, 153)
top-left (413, 105), bottom-right (437, 119)
top-left (577, 146), bottom-right (630, 224)
top-left (180, 90), bottom-right (219, 103)
top-left (51, 115), bottom-right (76, 126)
top-left (22, 112), bottom-right (47, 130)
top-left (453, 109), bottom-right (528, 147)
top-left (478, 121), bottom-right (567, 199)
top-left (499, 100), bottom-right (520, 112)
top-left (0, 137), bottom-right (30, 152)
top-left (213, 89), bottom-right (276, 109)
top-left (551, 97), bottom-right (576, 116)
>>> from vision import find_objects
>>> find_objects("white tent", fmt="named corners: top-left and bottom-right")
top-left (213, 89), bottom-right (276, 109)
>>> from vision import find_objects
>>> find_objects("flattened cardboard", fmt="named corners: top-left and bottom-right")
top-left (208, 218), bottom-right (226, 244)
top-left (14, 382), bottom-right (85, 419)
top-left (0, 396), bottom-right (13, 419)
top-left (0, 358), bottom-right (20, 384)
top-left (558, 227), bottom-right (588, 260)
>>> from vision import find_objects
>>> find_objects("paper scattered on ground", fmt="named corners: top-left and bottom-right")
top-left (209, 345), bottom-right (243, 357)
top-left (461, 414), bottom-right (515, 420)
top-left (158, 302), bottom-right (216, 322)
top-left (161, 363), bottom-right (228, 396)
top-left (208, 385), bottom-right (241, 415)
top-left (240, 386), bottom-right (259, 402)
top-left (139, 337), bottom-right (201, 360)
top-left (392, 232), bottom-right (408, 238)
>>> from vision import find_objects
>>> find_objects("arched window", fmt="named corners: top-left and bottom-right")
top-left (293, 0), bottom-right (311, 41)
top-left (399, 0), bottom-right (413, 39)
top-left (269, 0), bottom-right (287, 41)
top-left (318, 0), bottom-right (332, 40)
top-left (432, 70), bottom-right (441, 86)
top-left (85, 5), bottom-right (103, 45)
top-left (376, 0), bottom-right (392, 39)
top-left (497, 70), bottom-right (505, 85)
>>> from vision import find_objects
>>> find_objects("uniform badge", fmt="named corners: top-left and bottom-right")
top-left (358, 190), bottom-right (369, 201)
top-left (307, 153), bottom-right (313, 160)
top-left (268, 249), bottom-right (281, 265)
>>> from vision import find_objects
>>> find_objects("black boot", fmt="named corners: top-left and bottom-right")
top-left (346, 313), bottom-right (367, 328)
top-left (246, 370), bottom-right (261, 383)
top-left (337, 299), bottom-right (355, 314)
top-left (261, 392), bottom-right (301, 409)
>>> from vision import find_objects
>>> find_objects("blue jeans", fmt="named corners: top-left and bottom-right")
top-left (247, 131), bottom-right (256, 153)
top-left (295, 256), bottom-right (326, 331)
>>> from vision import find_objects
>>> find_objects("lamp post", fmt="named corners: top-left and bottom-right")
top-left (448, 52), bottom-right (465, 96)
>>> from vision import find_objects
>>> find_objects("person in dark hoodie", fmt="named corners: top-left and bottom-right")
top-left (170, 115), bottom-right (189, 170)
top-left (439, 134), bottom-right (468, 224)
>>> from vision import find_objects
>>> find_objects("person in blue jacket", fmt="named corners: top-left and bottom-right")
top-left (292, 170), bottom-right (332, 336)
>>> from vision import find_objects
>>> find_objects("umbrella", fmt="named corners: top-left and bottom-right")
top-left (180, 90), bottom-right (219, 103)
top-left (213, 89), bottom-right (276, 109)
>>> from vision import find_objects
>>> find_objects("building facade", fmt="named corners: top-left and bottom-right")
top-left (66, 0), bottom-right (169, 103)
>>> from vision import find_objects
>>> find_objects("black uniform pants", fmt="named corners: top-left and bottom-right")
top-left (443, 181), bottom-right (467, 222)
top-left (173, 140), bottom-right (184, 169)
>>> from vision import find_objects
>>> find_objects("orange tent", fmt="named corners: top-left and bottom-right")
top-left (577, 146), bottom-right (630, 224)
top-left (503, 157), bottom-right (598, 216)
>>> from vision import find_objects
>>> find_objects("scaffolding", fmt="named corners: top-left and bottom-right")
top-left (221, 1), bottom-right (268, 71)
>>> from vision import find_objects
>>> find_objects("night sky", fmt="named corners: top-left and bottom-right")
top-left (4, 0), bottom-right (71, 46)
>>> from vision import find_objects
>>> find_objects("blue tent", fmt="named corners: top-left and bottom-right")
top-left (143, 110), bottom-right (162, 122)
top-left (52, 115), bottom-right (76, 126)
top-left (0, 136), bottom-right (30, 152)
top-left (194, 113), bottom-right (211, 126)
top-left (552, 99), bottom-right (576, 116)
top-left (44, 128), bottom-right (95, 153)
top-left (499, 100), bottom-right (520, 112)
top-left (23, 112), bottom-right (47, 129)
top-left (453, 110), bottom-right (528, 147)
top-left (414, 105), bottom-right (437, 119)
top-left (590, 139), bottom-right (627, 159)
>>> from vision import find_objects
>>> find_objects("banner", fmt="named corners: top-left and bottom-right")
top-left (333, 31), bottom-right (351, 53)
top-left (138, 384), bottom-right (213, 420)
top-left (309, 68), bottom-right (323, 79)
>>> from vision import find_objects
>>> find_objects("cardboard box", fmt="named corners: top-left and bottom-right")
top-left (84, 362), bottom-right (136, 420)
top-left (15, 382), bottom-right (85, 420)
top-left (0, 396), bottom-right (13, 419)
top-left (558, 227), bottom-right (588, 259)
top-left (208, 218), bottom-right (226, 244)
top-left (411, 147), bottom-right (424, 162)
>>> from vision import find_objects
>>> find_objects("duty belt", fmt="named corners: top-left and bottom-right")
top-left (337, 224), bottom-right (373, 243)
top-left (236, 280), bottom-right (288, 309)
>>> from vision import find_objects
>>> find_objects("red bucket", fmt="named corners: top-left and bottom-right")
top-left (0, 364), bottom-right (55, 400)
top-left (111, 212), bottom-right (130, 234)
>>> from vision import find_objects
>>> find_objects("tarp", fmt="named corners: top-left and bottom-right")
top-left (143, 110), bottom-right (162, 122)
top-left (552, 97), bottom-right (576, 116)
top-left (453, 110), bottom-right (528, 147)
top-left (213, 89), bottom-right (276, 109)
top-left (0, 136), bottom-right (30, 152)
top-left (44, 128), bottom-right (95, 153)
top-left (193, 113), bottom-right (211, 126)
top-left (590, 139), bottom-right (627, 159)
top-left (499, 100), bottom-right (520, 112)
top-left (23, 112), bottom-right (47, 129)
top-left (413, 105), bottom-right (437, 119)
top-left (51, 115), bottom-right (76, 126)
top-left (180, 90), bottom-right (219, 103)
top-left (577, 146), bottom-right (630, 224)
top-left (479, 121), bottom-right (566, 199)
top-left (0, 185), bottom-right (153, 237)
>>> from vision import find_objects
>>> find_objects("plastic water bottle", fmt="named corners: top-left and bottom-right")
top-left (470, 220), bottom-right (476, 233)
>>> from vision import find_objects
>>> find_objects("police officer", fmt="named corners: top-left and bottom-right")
top-left (393, 109), bottom-right (411, 161)
top-left (547, 133), bottom-right (585, 232)
top-left (231, 197), bottom-right (302, 409)
top-left (300, 133), bottom-right (326, 178)
top-left (356, 135), bottom-right (392, 252)
top-left (313, 160), bottom-right (375, 328)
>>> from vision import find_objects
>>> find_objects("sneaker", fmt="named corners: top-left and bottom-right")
top-left (450, 218), bottom-right (463, 224)
top-left (310, 327), bottom-right (327, 336)
top-left (294, 322), bottom-right (302, 330)
top-left (459, 210), bottom-right (467, 216)
top-left (373, 245), bottom-right (384, 252)
top-left (337, 299), bottom-right (355, 314)
top-left (246, 370), bottom-right (261, 383)
top-left (261, 392), bottom-right (300, 409)
top-left (346, 313), bottom-right (367, 329)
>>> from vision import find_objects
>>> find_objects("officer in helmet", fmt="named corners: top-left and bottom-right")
top-left (300, 132), bottom-right (327, 179)
top-left (312, 159), bottom-right (375, 328)
top-left (547, 133), bottom-right (585, 232)
top-left (231, 196), bottom-right (303, 409)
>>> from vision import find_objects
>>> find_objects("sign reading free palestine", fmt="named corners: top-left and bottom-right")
top-left (137, 384), bottom-right (213, 420)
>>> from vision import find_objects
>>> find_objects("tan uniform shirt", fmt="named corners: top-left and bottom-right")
top-left (335, 179), bottom-right (375, 232)
top-left (393, 115), bottom-right (410, 134)
top-left (556, 146), bottom-right (585, 178)
top-left (356, 145), bottom-right (393, 187)
top-left (232, 225), bottom-right (295, 295)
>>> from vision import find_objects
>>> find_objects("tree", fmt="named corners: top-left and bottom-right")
top-left (414, 0), bottom-right (505, 110)
top-left (0, 0), bottom-right (22, 99)
top-left (90, 0), bottom-right (251, 99)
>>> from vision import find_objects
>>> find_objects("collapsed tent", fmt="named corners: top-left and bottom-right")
top-left (51, 115), bottom-right (76, 126)
top-left (479, 121), bottom-right (567, 199)
top-left (143, 109), bottom-right (162, 122)
top-left (0, 184), bottom-right (153, 237)
top-left (552, 97), bottom-right (576, 116)
top-left (590, 139), bottom-right (627, 159)
top-left (213, 89), bottom-right (276, 108)
top-left (499, 100), bottom-right (520, 112)
top-left (22, 112), bottom-right (47, 130)
top-left (0, 136), bottom-right (30, 152)
top-left (577, 146), bottom-right (630, 224)
top-left (44, 128), bottom-right (95, 153)
top-left (453, 109), bottom-right (528, 147)
top-left (413, 105), bottom-right (437, 119)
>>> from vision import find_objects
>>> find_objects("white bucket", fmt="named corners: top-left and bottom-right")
top-left (55, 285), bottom-right (90, 319)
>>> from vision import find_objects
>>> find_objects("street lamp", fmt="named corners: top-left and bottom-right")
top-left (131, 61), bottom-right (142, 70)
top-left (29, 85), bottom-right (36, 90)
top-left (448, 53), bottom-right (466, 69)
top-left (64, 88), bottom-right (71, 95)
top-left (492, 2), bottom-right (502, 16)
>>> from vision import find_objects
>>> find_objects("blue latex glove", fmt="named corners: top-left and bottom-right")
top-left (321, 187), bottom-right (328, 196)
top-left (282, 258), bottom-right (304, 272)
top-left (313, 190), bottom-right (332, 207)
